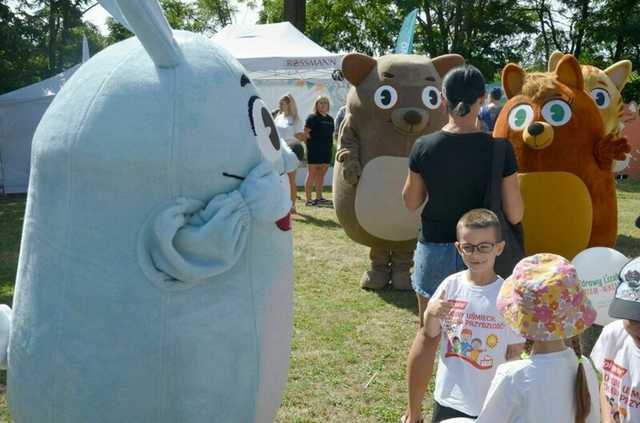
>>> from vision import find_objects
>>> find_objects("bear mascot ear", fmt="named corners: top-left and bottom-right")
top-left (605, 60), bottom-right (633, 92)
top-left (555, 54), bottom-right (584, 91)
top-left (342, 53), bottom-right (377, 86)
top-left (548, 50), bottom-right (564, 72)
top-left (431, 54), bottom-right (465, 77)
top-left (502, 63), bottom-right (526, 98)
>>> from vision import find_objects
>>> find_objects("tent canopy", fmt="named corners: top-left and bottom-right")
top-left (211, 22), bottom-right (343, 79)
top-left (0, 65), bottom-right (80, 193)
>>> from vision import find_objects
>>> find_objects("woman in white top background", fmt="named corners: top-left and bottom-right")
top-left (274, 94), bottom-right (306, 214)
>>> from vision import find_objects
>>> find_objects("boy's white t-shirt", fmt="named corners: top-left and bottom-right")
top-left (475, 348), bottom-right (600, 423)
top-left (274, 114), bottom-right (303, 142)
top-left (591, 320), bottom-right (640, 423)
top-left (432, 271), bottom-right (524, 416)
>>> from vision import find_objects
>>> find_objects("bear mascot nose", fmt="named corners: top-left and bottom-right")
top-left (404, 110), bottom-right (423, 125)
top-left (527, 122), bottom-right (544, 136)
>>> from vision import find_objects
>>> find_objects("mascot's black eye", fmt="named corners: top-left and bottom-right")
top-left (422, 86), bottom-right (442, 110)
top-left (261, 107), bottom-right (280, 150)
top-left (591, 88), bottom-right (611, 109)
top-left (374, 85), bottom-right (398, 109)
top-left (249, 95), bottom-right (281, 162)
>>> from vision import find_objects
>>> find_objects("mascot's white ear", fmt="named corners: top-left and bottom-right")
top-left (99, 0), bottom-right (183, 68)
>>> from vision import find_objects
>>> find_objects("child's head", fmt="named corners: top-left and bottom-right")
top-left (455, 209), bottom-right (504, 274)
top-left (497, 253), bottom-right (596, 342)
top-left (610, 257), bottom-right (640, 347)
top-left (471, 338), bottom-right (482, 349)
top-left (498, 253), bottom-right (597, 423)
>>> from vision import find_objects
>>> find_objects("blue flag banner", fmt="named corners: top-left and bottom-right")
top-left (395, 9), bottom-right (418, 54)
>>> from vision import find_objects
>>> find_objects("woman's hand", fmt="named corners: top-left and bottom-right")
top-left (402, 170), bottom-right (427, 211)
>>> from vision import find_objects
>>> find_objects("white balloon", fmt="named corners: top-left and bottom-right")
top-left (612, 153), bottom-right (631, 173)
top-left (572, 247), bottom-right (629, 326)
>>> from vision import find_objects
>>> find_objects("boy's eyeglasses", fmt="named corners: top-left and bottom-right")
top-left (457, 242), bottom-right (496, 255)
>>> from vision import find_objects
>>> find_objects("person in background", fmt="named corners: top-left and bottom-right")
top-left (274, 94), bottom-right (306, 214)
top-left (304, 96), bottom-right (334, 206)
top-left (478, 87), bottom-right (503, 133)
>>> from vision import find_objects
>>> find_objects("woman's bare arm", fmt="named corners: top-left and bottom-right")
top-left (402, 170), bottom-right (427, 212)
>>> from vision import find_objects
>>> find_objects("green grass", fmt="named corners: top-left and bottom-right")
top-left (0, 181), bottom-right (638, 422)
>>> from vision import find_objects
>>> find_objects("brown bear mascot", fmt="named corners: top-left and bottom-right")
top-left (334, 53), bottom-right (464, 290)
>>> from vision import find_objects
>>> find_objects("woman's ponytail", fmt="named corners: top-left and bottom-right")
top-left (452, 101), bottom-right (472, 117)
top-left (571, 336), bottom-right (591, 423)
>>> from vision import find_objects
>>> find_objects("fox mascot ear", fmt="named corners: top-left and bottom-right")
top-left (99, 0), bottom-right (183, 68)
top-left (341, 53), bottom-right (377, 86)
top-left (555, 54), bottom-right (584, 91)
top-left (502, 63), bottom-right (526, 98)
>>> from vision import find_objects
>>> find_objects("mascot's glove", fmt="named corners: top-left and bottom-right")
top-left (139, 160), bottom-right (289, 285)
top-left (0, 305), bottom-right (11, 370)
top-left (595, 135), bottom-right (631, 170)
top-left (238, 160), bottom-right (290, 223)
top-left (336, 149), bottom-right (361, 185)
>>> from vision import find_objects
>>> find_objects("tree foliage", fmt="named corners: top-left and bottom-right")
top-left (258, 0), bottom-right (640, 91)
top-left (2, 0), bottom-right (640, 102)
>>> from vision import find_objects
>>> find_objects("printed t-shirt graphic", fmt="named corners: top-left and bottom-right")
top-left (433, 271), bottom-right (524, 416)
top-left (591, 320), bottom-right (640, 423)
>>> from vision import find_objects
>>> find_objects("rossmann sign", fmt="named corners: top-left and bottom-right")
top-left (285, 57), bottom-right (339, 68)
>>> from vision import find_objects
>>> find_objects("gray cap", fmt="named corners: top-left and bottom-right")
top-left (609, 256), bottom-right (640, 321)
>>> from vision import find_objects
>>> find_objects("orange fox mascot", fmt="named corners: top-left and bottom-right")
top-left (494, 54), bottom-right (630, 258)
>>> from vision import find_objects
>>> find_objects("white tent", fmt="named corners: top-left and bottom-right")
top-left (212, 22), bottom-right (350, 186)
top-left (0, 65), bottom-right (80, 194)
top-left (0, 36), bottom-right (89, 194)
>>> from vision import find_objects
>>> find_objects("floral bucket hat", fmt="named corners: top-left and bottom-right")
top-left (609, 256), bottom-right (640, 321)
top-left (497, 253), bottom-right (596, 341)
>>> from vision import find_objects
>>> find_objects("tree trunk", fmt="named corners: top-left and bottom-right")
top-left (435, 0), bottom-right (449, 52)
top-left (284, 0), bottom-right (306, 32)
top-left (421, 0), bottom-right (437, 56)
top-left (573, 0), bottom-right (590, 58)
top-left (47, 0), bottom-right (59, 76)
top-left (536, 0), bottom-right (550, 62)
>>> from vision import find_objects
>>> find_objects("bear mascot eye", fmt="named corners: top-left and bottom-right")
top-left (508, 104), bottom-right (535, 131)
top-left (541, 99), bottom-right (572, 126)
top-left (422, 86), bottom-right (442, 110)
top-left (591, 88), bottom-right (611, 109)
top-left (373, 85), bottom-right (398, 109)
top-left (249, 96), bottom-right (281, 162)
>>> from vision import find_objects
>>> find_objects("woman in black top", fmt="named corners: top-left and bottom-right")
top-left (303, 96), bottom-right (334, 205)
top-left (400, 65), bottom-right (524, 423)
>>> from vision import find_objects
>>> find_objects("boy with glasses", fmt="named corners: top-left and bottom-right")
top-left (408, 209), bottom-right (524, 423)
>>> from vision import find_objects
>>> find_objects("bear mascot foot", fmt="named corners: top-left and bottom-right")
top-left (390, 249), bottom-right (414, 290)
top-left (391, 270), bottom-right (412, 291)
top-left (360, 268), bottom-right (390, 290)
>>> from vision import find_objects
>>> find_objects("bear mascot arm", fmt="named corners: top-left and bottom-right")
top-left (336, 53), bottom-right (377, 184)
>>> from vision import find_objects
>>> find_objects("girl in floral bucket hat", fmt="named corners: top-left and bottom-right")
top-left (470, 253), bottom-right (601, 423)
